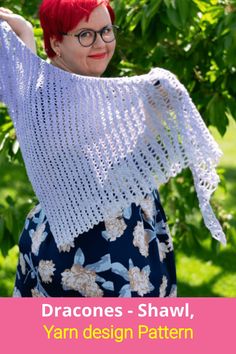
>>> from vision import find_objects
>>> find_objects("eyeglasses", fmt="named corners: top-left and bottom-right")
top-left (60, 25), bottom-right (119, 47)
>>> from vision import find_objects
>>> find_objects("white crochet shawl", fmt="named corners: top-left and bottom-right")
top-left (0, 20), bottom-right (226, 249)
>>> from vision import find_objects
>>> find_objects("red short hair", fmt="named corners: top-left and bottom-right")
top-left (39, 0), bottom-right (115, 58)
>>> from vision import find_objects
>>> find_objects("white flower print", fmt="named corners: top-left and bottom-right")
top-left (60, 248), bottom-right (112, 296)
top-left (156, 222), bottom-right (174, 262)
top-left (19, 253), bottom-right (26, 275)
top-left (159, 276), bottom-right (168, 297)
top-left (133, 221), bottom-right (149, 257)
top-left (31, 287), bottom-right (46, 297)
top-left (13, 287), bottom-right (21, 297)
top-left (111, 262), bottom-right (130, 281)
top-left (21, 254), bottom-right (50, 297)
top-left (38, 260), bottom-right (56, 283)
top-left (140, 194), bottom-right (155, 221)
top-left (112, 259), bottom-right (155, 297)
top-left (168, 284), bottom-right (177, 297)
top-left (155, 219), bottom-right (169, 234)
top-left (101, 281), bottom-right (114, 291)
top-left (58, 242), bottom-right (74, 253)
top-left (86, 254), bottom-right (111, 273)
top-left (157, 239), bottom-right (170, 262)
top-left (26, 204), bottom-right (42, 219)
top-left (119, 284), bottom-right (131, 297)
top-left (103, 213), bottom-right (127, 241)
top-left (30, 223), bottom-right (47, 256)
top-left (128, 265), bottom-right (153, 296)
top-left (122, 205), bottom-right (132, 220)
top-left (61, 264), bottom-right (103, 297)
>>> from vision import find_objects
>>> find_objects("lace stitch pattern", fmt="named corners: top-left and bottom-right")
top-left (0, 20), bottom-right (226, 248)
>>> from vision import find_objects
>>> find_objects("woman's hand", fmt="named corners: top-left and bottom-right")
top-left (0, 7), bottom-right (36, 54)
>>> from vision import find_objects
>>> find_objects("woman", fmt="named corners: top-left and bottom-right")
top-left (0, 0), bottom-right (224, 297)
top-left (0, 0), bottom-right (177, 298)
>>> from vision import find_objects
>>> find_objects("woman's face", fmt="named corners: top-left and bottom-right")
top-left (50, 4), bottom-right (116, 76)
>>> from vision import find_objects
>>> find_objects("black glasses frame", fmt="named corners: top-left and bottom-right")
top-left (60, 25), bottom-right (119, 47)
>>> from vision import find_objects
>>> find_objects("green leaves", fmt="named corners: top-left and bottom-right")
top-left (166, 0), bottom-right (191, 28)
top-left (113, 0), bottom-right (236, 131)
top-left (206, 93), bottom-right (229, 136)
top-left (141, 0), bottom-right (162, 34)
top-left (0, 198), bottom-right (19, 257)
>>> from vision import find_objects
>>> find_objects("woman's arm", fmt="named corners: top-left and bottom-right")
top-left (0, 7), bottom-right (36, 54)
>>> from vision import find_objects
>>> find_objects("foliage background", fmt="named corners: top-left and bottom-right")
top-left (0, 0), bottom-right (235, 296)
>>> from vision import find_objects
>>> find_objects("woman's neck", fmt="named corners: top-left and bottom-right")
top-left (50, 56), bottom-right (102, 77)
top-left (50, 57), bottom-right (74, 74)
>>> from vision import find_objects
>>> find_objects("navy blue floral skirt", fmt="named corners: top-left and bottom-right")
top-left (13, 189), bottom-right (177, 297)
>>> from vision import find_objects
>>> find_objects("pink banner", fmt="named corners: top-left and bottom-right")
top-left (0, 298), bottom-right (235, 353)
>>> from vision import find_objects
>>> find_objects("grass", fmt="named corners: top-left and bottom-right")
top-left (0, 246), bottom-right (18, 297)
top-left (176, 118), bottom-right (236, 297)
